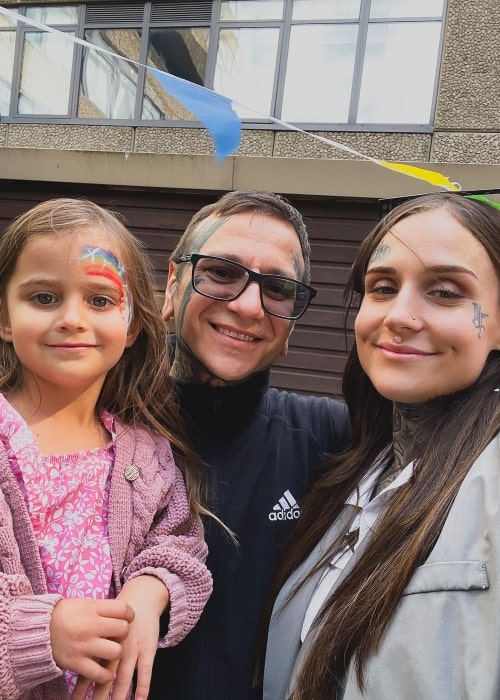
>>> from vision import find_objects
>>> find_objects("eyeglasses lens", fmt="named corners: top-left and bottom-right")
top-left (193, 257), bottom-right (307, 319)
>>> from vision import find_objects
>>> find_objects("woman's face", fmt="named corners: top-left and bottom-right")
top-left (355, 207), bottom-right (500, 403)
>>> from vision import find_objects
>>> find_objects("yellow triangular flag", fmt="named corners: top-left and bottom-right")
top-left (379, 160), bottom-right (460, 191)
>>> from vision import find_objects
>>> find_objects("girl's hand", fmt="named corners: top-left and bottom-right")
top-left (50, 598), bottom-right (135, 683)
top-left (91, 575), bottom-right (170, 700)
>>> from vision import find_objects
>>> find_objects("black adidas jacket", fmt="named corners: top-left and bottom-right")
top-left (149, 367), bottom-right (350, 700)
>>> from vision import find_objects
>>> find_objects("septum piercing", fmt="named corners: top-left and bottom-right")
top-left (394, 335), bottom-right (402, 344)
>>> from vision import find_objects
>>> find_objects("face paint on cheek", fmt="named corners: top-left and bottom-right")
top-left (81, 247), bottom-right (133, 327)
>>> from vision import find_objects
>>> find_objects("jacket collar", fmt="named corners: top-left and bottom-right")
top-left (174, 367), bottom-right (270, 433)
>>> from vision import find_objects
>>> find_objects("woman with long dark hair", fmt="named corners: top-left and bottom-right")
top-left (262, 193), bottom-right (500, 699)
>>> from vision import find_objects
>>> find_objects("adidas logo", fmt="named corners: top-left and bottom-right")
top-left (268, 489), bottom-right (301, 521)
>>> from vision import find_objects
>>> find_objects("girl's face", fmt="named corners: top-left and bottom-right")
top-left (355, 208), bottom-right (500, 404)
top-left (0, 230), bottom-right (137, 398)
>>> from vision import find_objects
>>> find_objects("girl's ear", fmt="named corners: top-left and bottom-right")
top-left (125, 328), bottom-right (139, 348)
top-left (0, 306), bottom-right (13, 342)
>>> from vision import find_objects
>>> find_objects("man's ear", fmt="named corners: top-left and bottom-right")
top-left (280, 321), bottom-right (296, 357)
top-left (162, 261), bottom-right (177, 321)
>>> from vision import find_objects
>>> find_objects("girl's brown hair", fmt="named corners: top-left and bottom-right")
top-left (259, 193), bottom-right (500, 698)
top-left (0, 197), bottom-right (206, 528)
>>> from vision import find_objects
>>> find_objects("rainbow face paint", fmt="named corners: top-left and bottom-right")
top-left (81, 247), bottom-right (132, 327)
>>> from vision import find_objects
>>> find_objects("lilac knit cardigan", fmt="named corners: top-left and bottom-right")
top-left (0, 419), bottom-right (212, 699)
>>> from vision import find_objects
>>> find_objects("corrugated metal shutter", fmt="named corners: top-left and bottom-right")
top-left (272, 195), bottom-right (378, 397)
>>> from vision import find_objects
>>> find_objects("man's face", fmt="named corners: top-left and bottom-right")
top-left (164, 211), bottom-right (305, 383)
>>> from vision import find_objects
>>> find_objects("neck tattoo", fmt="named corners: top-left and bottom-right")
top-left (373, 398), bottom-right (446, 496)
top-left (172, 336), bottom-right (231, 386)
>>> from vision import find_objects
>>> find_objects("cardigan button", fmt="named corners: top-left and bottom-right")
top-left (124, 464), bottom-right (140, 481)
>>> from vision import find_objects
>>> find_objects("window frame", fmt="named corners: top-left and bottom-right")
top-left (0, 0), bottom-right (447, 132)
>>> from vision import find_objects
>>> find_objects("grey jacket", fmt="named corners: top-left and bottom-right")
top-left (264, 434), bottom-right (500, 700)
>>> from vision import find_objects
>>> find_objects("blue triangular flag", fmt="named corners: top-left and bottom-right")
top-left (148, 67), bottom-right (241, 161)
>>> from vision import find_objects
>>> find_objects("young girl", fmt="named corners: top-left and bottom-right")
top-left (0, 198), bottom-right (212, 700)
top-left (262, 192), bottom-right (500, 699)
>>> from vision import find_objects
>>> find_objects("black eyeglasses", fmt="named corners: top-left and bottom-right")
top-left (176, 253), bottom-right (317, 320)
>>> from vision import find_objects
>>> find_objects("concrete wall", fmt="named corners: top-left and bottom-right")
top-left (1, 0), bottom-right (499, 195)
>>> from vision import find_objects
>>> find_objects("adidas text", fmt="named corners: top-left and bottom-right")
top-left (269, 509), bottom-right (300, 521)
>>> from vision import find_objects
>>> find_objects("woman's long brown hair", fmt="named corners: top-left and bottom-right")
top-left (257, 193), bottom-right (500, 698)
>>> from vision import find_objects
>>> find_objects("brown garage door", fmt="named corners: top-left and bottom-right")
top-left (0, 180), bottom-right (379, 397)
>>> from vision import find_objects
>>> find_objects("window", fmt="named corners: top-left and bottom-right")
top-left (0, 0), bottom-right (446, 129)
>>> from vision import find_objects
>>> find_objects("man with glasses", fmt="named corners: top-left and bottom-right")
top-left (149, 190), bottom-right (350, 700)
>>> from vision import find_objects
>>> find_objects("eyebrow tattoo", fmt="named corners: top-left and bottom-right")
top-left (472, 302), bottom-right (488, 339)
top-left (369, 244), bottom-right (391, 265)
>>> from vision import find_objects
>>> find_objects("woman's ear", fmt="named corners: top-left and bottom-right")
top-left (162, 261), bottom-right (178, 321)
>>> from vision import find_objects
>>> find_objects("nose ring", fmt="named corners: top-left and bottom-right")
top-left (411, 316), bottom-right (416, 321)
top-left (394, 335), bottom-right (402, 344)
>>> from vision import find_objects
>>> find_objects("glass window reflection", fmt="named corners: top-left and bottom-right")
top-left (214, 27), bottom-right (279, 118)
top-left (282, 24), bottom-right (357, 122)
top-left (143, 27), bottom-right (209, 120)
top-left (358, 22), bottom-right (442, 123)
top-left (370, 0), bottom-right (444, 18)
top-left (0, 9), bottom-right (19, 28)
top-left (18, 31), bottom-right (74, 115)
top-left (292, 0), bottom-right (361, 20)
top-left (0, 30), bottom-right (15, 115)
top-left (220, 1), bottom-right (283, 21)
top-left (25, 6), bottom-right (78, 24)
top-left (78, 30), bottom-right (141, 119)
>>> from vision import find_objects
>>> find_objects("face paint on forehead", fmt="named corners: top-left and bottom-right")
top-left (80, 246), bottom-right (132, 328)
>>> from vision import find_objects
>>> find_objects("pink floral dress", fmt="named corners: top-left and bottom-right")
top-left (0, 394), bottom-right (115, 695)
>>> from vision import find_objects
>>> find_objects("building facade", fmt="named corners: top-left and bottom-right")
top-left (0, 0), bottom-right (499, 396)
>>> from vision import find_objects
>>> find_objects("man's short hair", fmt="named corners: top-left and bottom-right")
top-left (170, 190), bottom-right (311, 283)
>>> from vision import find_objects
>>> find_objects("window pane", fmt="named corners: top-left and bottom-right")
top-left (0, 30), bottom-right (15, 115)
top-left (370, 0), bottom-right (444, 18)
top-left (78, 30), bottom-right (141, 119)
top-left (18, 31), bottom-right (75, 115)
top-left (282, 24), bottom-right (357, 122)
top-left (292, 0), bottom-right (361, 20)
top-left (358, 22), bottom-right (441, 123)
top-left (0, 9), bottom-right (19, 28)
top-left (25, 6), bottom-right (78, 24)
top-left (214, 27), bottom-right (279, 118)
top-left (142, 27), bottom-right (209, 120)
top-left (220, 1), bottom-right (283, 21)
